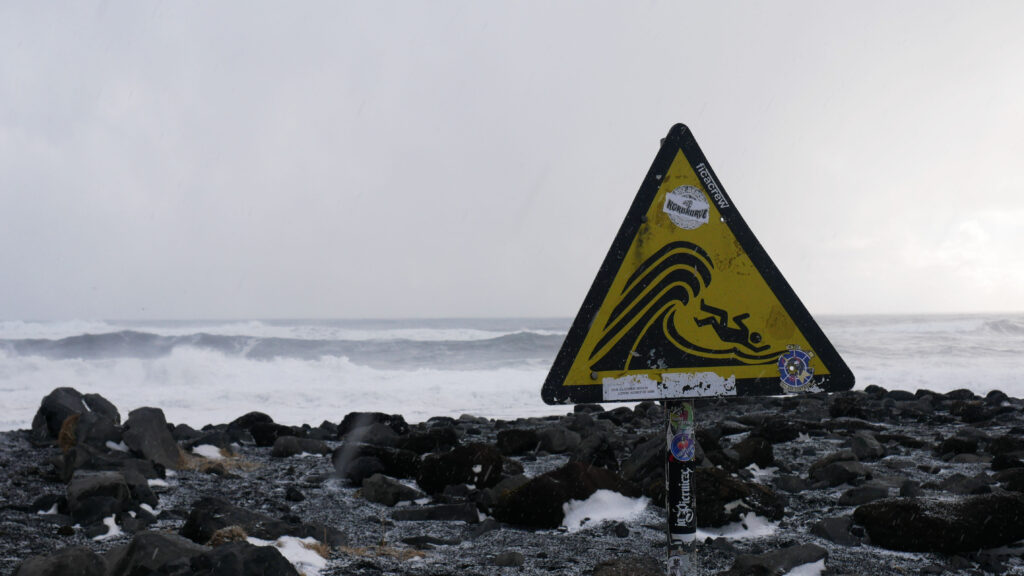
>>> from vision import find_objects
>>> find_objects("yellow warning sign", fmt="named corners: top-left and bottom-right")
top-left (542, 125), bottom-right (853, 404)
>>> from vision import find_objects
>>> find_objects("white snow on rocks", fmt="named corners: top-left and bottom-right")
top-left (92, 515), bottom-right (123, 541)
top-left (698, 512), bottom-right (777, 540)
top-left (561, 490), bottom-right (649, 532)
top-left (784, 558), bottom-right (826, 576)
top-left (247, 536), bottom-right (328, 576)
top-left (191, 444), bottom-right (224, 460)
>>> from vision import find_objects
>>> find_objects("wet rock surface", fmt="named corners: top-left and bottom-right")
top-left (6, 386), bottom-right (1024, 574)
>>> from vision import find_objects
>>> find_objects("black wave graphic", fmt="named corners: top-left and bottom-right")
top-left (588, 241), bottom-right (780, 372)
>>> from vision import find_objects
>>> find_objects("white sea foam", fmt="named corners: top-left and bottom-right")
top-left (2, 315), bottom-right (1023, 432)
top-left (0, 346), bottom-right (574, 431)
top-left (0, 319), bottom-right (565, 342)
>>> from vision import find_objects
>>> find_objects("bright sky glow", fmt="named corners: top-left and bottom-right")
top-left (2, 1), bottom-right (1023, 319)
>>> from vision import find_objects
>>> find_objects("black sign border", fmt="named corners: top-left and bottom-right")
top-left (542, 124), bottom-right (855, 404)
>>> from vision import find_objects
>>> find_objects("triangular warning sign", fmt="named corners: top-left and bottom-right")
top-left (542, 124), bottom-right (854, 404)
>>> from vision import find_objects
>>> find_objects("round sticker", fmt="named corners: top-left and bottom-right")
top-left (778, 349), bottom-right (814, 388)
top-left (670, 431), bottom-right (696, 462)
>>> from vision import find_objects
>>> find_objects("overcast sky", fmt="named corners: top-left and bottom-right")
top-left (2, 1), bottom-right (1023, 320)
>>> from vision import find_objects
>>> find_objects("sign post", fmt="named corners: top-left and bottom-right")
top-left (541, 124), bottom-right (854, 574)
top-left (666, 401), bottom-right (696, 575)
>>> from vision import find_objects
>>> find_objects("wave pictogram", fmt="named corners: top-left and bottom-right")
top-left (588, 241), bottom-right (781, 372)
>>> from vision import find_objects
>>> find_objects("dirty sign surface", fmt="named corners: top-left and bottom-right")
top-left (542, 124), bottom-right (854, 404)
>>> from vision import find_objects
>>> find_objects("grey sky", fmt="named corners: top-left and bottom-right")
top-left (2, 1), bottom-right (1023, 319)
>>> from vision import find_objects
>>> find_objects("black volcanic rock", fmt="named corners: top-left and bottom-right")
top-left (332, 443), bottom-right (420, 483)
top-left (849, 431), bottom-right (886, 461)
top-left (493, 462), bottom-right (639, 529)
top-left (250, 422), bottom-right (295, 447)
top-left (18, 383), bottom-right (1024, 575)
top-left (854, 493), bottom-right (1024, 552)
top-left (395, 425), bottom-right (459, 454)
top-left (14, 546), bottom-right (106, 576)
top-left (752, 417), bottom-right (807, 443)
top-left (721, 544), bottom-right (828, 576)
top-left (695, 466), bottom-right (785, 527)
top-left (571, 429), bottom-right (622, 470)
top-left (227, 411), bottom-right (274, 430)
top-left (179, 496), bottom-right (345, 546)
top-left (270, 436), bottom-right (331, 458)
top-left (810, 515), bottom-right (861, 546)
top-left (496, 428), bottom-right (539, 455)
top-left (338, 411), bottom-right (409, 436)
top-left (722, 435), bottom-right (774, 470)
top-left (122, 407), bottom-right (182, 470)
top-left (66, 470), bottom-right (132, 525)
top-left (188, 541), bottom-right (299, 576)
top-left (536, 425), bottom-right (581, 453)
top-left (392, 502), bottom-right (480, 523)
top-left (104, 531), bottom-right (209, 576)
top-left (30, 388), bottom-right (99, 443)
top-left (417, 443), bottom-right (504, 494)
top-left (362, 473), bottom-right (425, 506)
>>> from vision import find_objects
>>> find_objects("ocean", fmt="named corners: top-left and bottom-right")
top-left (1, 314), bottom-right (1022, 432)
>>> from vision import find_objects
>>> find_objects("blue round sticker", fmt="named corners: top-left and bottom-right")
top-left (778, 349), bottom-right (814, 388)
top-left (670, 431), bottom-right (696, 462)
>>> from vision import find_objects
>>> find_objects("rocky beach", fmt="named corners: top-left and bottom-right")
top-left (5, 385), bottom-right (1024, 575)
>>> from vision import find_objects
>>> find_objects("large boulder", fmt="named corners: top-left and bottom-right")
top-left (571, 430), bottom-right (623, 471)
top-left (66, 470), bottom-right (132, 525)
top-left (721, 435), bottom-right (774, 470)
top-left (180, 496), bottom-right (346, 546)
top-left (362, 473), bottom-right (425, 506)
top-left (395, 425), bottom-right (459, 454)
top-left (536, 425), bottom-right (581, 453)
top-left (853, 493), bottom-right (1024, 552)
top-left (693, 467), bottom-right (785, 527)
top-left (71, 410), bottom-right (123, 450)
top-left (492, 462), bottom-right (639, 529)
top-left (188, 541), bottom-right (299, 576)
top-left (105, 531), bottom-right (209, 576)
top-left (227, 411), bottom-right (274, 430)
top-left (14, 546), bottom-right (106, 576)
top-left (270, 436), bottom-right (331, 458)
top-left (250, 422), bottom-right (296, 447)
top-left (122, 407), bottom-right (182, 470)
top-left (31, 388), bottom-right (119, 443)
top-left (720, 544), bottom-right (828, 576)
top-left (332, 444), bottom-right (421, 483)
top-left (416, 443), bottom-right (504, 494)
top-left (496, 429), bottom-right (540, 455)
top-left (339, 411), bottom-right (409, 436)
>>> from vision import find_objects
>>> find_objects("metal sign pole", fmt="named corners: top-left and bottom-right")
top-left (666, 400), bottom-right (697, 575)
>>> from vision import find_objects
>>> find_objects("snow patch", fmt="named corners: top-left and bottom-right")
top-left (148, 478), bottom-right (169, 488)
top-left (92, 515), bottom-right (123, 541)
top-left (561, 490), bottom-right (649, 532)
top-left (784, 559), bottom-right (826, 576)
top-left (37, 503), bottom-right (58, 515)
top-left (105, 440), bottom-right (129, 452)
top-left (247, 535), bottom-right (327, 576)
top-left (747, 464), bottom-right (778, 481)
top-left (191, 444), bottom-right (224, 460)
top-left (697, 512), bottom-right (777, 539)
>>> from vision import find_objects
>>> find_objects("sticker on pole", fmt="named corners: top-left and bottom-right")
top-left (542, 124), bottom-right (854, 404)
